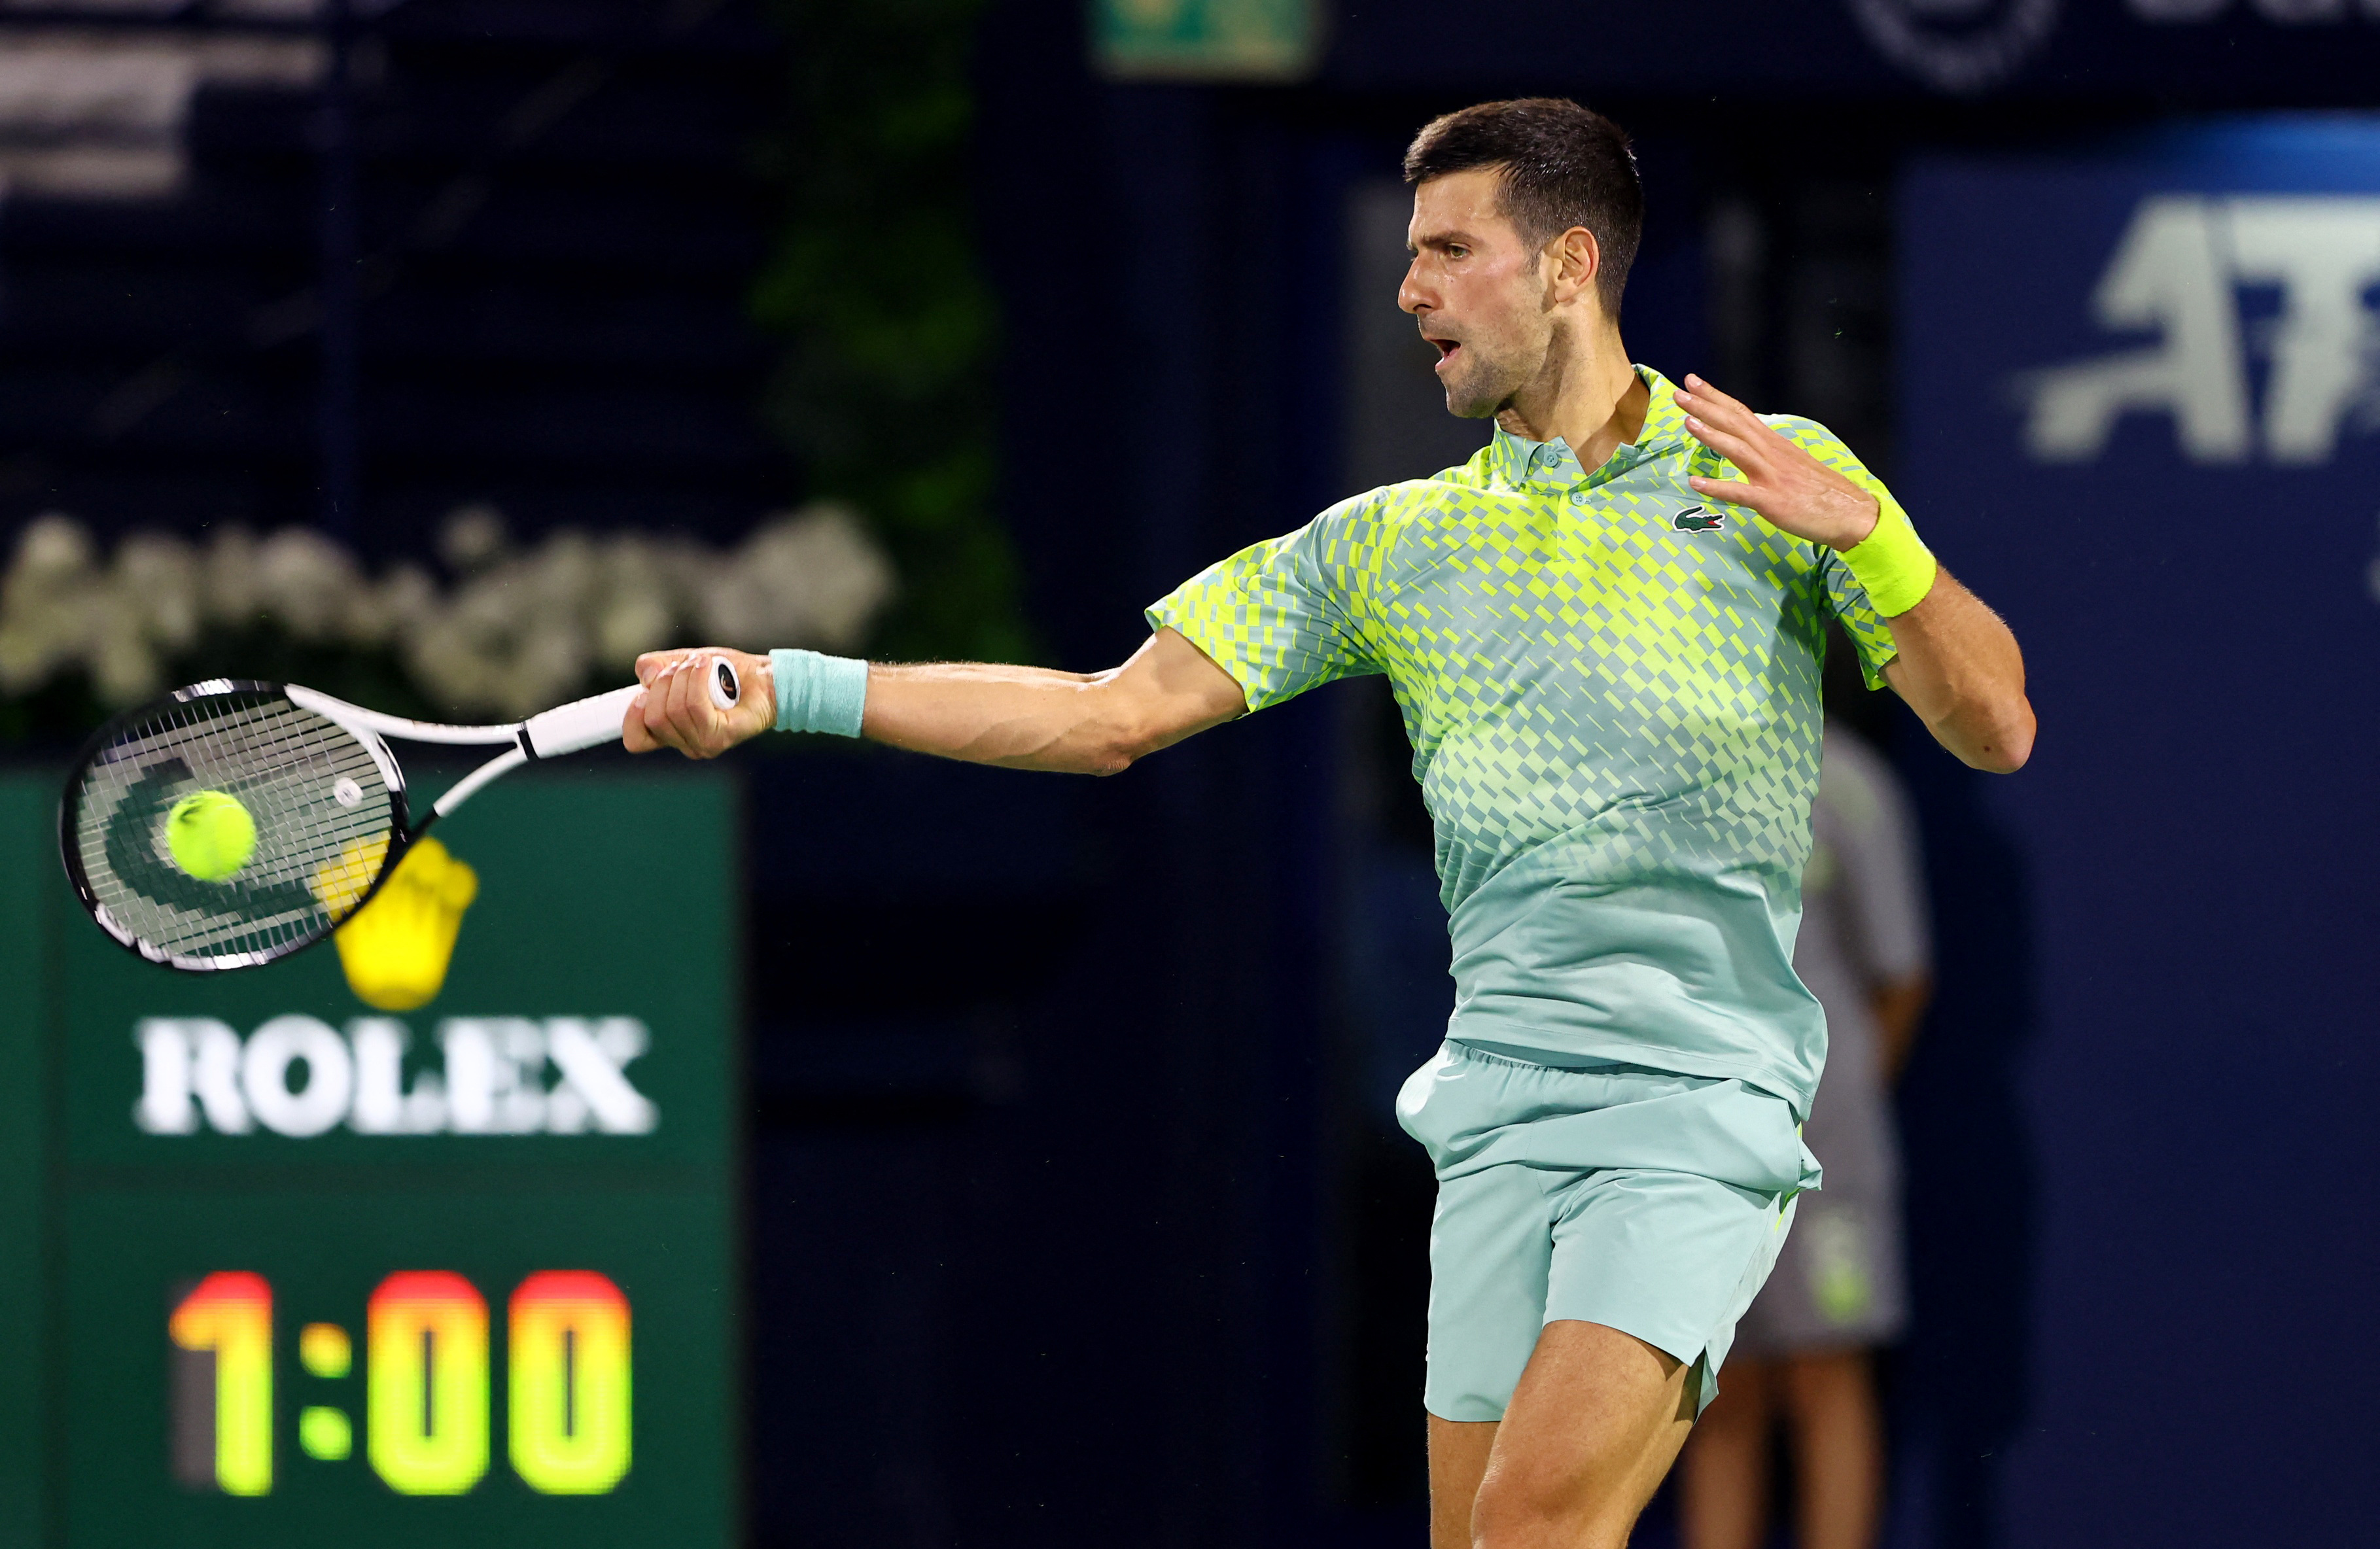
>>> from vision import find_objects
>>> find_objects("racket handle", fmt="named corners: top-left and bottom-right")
top-left (709, 656), bottom-right (740, 711)
top-left (522, 685), bottom-right (643, 758)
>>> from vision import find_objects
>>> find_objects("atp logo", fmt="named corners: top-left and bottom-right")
top-left (2016, 195), bottom-right (2380, 466)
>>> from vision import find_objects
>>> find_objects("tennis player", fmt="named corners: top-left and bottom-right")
top-left (631, 97), bottom-right (2033, 1549)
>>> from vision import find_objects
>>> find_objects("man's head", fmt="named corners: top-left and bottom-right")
top-left (1397, 99), bottom-right (1643, 419)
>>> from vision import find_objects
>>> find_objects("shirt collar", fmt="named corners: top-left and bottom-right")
top-left (1487, 365), bottom-right (1690, 492)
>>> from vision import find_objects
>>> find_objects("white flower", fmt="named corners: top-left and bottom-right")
top-left (590, 534), bottom-right (676, 670)
top-left (2, 502), bottom-right (900, 717)
top-left (438, 504), bottom-right (508, 573)
top-left (13, 513), bottom-right (96, 580)
top-left (405, 534), bottom-right (601, 719)
top-left (254, 527), bottom-right (364, 642)
top-left (113, 533), bottom-right (201, 652)
top-left (346, 562), bottom-right (438, 646)
top-left (0, 514), bottom-right (103, 693)
top-left (90, 605), bottom-right (160, 706)
top-left (200, 526), bottom-right (262, 625)
top-left (704, 503), bottom-right (897, 652)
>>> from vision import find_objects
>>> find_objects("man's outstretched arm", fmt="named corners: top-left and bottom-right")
top-left (622, 627), bottom-right (1249, 774)
top-left (1674, 374), bottom-right (2036, 774)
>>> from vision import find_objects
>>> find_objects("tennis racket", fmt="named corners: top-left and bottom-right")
top-left (58, 657), bottom-right (741, 971)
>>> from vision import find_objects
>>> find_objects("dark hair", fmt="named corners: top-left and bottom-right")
top-left (1402, 98), bottom-right (1643, 317)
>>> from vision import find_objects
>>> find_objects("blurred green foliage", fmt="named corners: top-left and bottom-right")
top-left (754, 0), bottom-right (1032, 665)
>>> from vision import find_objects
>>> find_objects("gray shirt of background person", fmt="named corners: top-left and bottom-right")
top-left (1796, 721), bottom-right (1929, 1214)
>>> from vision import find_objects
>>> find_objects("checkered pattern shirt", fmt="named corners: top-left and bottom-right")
top-left (1147, 367), bottom-right (1902, 1116)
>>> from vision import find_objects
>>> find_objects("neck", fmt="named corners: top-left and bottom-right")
top-left (1493, 323), bottom-right (1645, 471)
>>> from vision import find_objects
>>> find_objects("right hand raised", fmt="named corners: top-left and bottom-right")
top-left (624, 647), bottom-right (775, 759)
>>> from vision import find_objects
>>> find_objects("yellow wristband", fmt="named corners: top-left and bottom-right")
top-left (1840, 493), bottom-right (1938, 617)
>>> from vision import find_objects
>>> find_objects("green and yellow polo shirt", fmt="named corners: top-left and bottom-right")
top-left (1148, 366), bottom-right (1901, 1118)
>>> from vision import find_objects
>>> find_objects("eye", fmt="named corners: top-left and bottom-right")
top-left (1448, 245), bottom-right (1469, 260)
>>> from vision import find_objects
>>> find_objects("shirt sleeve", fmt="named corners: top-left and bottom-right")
top-left (1146, 496), bottom-right (1382, 711)
top-left (1766, 417), bottom-right (1902, 690)
top-left (1823, 731), bottom-right (1933, 986)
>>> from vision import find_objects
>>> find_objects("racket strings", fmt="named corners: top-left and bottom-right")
top-left (68, 690), bottom-right (400, 967)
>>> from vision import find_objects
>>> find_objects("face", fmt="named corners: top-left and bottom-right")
top-left (1398, 168), bottom-right (1559, 420)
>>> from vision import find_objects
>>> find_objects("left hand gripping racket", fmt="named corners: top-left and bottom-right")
top-left (58, 657), bottom-right (741, 971)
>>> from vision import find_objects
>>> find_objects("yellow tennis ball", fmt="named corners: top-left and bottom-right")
top-left (166, 790), bottom-right (258, 882)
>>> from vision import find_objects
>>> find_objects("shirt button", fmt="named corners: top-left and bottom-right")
top-left (1569, 493), bottom-right (1586, 506)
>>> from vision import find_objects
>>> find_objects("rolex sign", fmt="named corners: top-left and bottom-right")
top-left (0, 770), bottom-right (738, 1549)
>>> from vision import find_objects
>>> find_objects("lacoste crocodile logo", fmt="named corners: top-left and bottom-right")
top-left (1671, 506), bottom-right (1724, 533)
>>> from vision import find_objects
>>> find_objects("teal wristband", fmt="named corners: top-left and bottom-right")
top-left (770, 648), bottom-right (869, 737)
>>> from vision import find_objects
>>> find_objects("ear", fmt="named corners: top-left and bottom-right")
top-left (1544, 225), bottom-right (1602, 307)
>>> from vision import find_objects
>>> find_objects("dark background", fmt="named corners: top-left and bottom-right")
top-left (3, 0), bottom-right (2377, 1544)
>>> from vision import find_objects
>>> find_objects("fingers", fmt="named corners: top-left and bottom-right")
top-left (1682, 413), bottom-right (1767, 474)
top-left (625, 646), bottom-right (794, 761)
top-left (1677, 375), bottom-right (1766, 439)
top-left (665, 652), bottom-right (725, 759)
top-left (1679, 374), bottom-right (1752, 419)
top-left (623, 699), bottom-right (659, 754)
top-left (1680, 398), bottom-right (1881, 549)
top-left (627, 682), bottom-right (685, 758)
top-left (1679, 379), bottom-right (1855, 500)
top-left (631, 652), bottom-right (717, 759)
top-left (1677, 379), bottom-right (1779, 515)
top-left (627, 648), bottom-right (776, 760)
top-left (1685, 476), bottom-right (1760, 508)
top-left (1677, 375), bottom-right (1779, 472)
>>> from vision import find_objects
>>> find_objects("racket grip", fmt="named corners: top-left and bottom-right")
top-left (522, 685), bottom-right (643, 758)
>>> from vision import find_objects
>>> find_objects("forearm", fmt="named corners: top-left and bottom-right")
top-left (628, 629), bottom-right (1246, 768)
top-left (850, 629), bottom-right (1245, 775)
top-left (858, 661), bottom-right (1163, 774)
top-left (1881, 570), bottom-right (2035, 773)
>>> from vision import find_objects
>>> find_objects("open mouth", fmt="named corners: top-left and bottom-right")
top-left (1430, 338), bottom-right (1461, 369)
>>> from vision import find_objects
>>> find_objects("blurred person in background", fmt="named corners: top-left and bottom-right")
top-left (628, 98), bottom-right (2032, 1549)
top-left (1679, 636), bottom-right (1932, 1549)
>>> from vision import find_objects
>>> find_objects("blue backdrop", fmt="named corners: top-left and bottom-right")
top-left (1893, 118), bottom-right (2380, 1548)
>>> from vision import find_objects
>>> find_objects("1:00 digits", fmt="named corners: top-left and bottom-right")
top-left (169, 1269), bottom-right (631, 1497)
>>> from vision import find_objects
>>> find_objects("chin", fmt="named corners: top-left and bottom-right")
top-left (1436, 375), bottom-right (1492, 419)
top-left (1438, 361), bottom-right (1514, 421)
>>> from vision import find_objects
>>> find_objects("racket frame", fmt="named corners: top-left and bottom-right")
top-left (57, 678), bottom-right (417, 972)
top-left (58, 661), bottom-right (735, 973)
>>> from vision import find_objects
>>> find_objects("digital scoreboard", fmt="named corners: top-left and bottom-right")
top-left (0, 769), bottom-right (738, 1549)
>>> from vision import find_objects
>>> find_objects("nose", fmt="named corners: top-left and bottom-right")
top-left (1397, 256), bottom-right (1429, 316)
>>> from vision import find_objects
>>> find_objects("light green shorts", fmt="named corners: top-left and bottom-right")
top-left (1395, 1041), bottom-right (1819, 1419)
